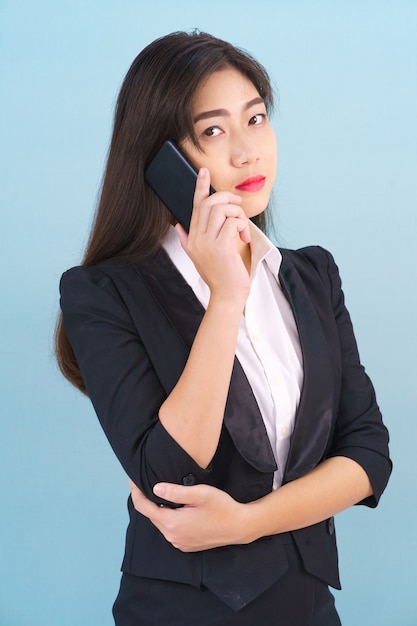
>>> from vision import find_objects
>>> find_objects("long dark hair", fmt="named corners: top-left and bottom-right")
top-left (56, 30), bottom-right (275, 392)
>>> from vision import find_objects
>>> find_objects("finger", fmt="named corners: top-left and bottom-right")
top-left (239, 225), bottom-right (251, 243)
top-left (205, 205), bottom-right (249, 241)
top-left (153, 482), bottom-right (207, 506)
top-left (189, 168), bottom-right (211, 232)
top-left (214, 216), bottom-right (249, 241)
top-left (198, 197), bottom-right (243, 237)
top-left (129, 478), bottom-right (140, 495)
top-left (129, 480), bottom-right (159, 517)
top-left (193, 168), bottom-right (211, 210)
top-left (237, 218), bottom-right (251, 243)
top-left (192, 169), bottom-right (242, 232)
top-left (194, 168), bottom-right (242, 208)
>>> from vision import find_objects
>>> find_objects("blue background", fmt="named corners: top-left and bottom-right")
top-left (1, 1), bottom-right (416, 624)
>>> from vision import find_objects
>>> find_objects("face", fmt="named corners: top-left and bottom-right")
top-left (180, 68), bottom-right (277, 219)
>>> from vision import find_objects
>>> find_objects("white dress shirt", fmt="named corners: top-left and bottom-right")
top-left (162, 224), bottom-right (303, 489)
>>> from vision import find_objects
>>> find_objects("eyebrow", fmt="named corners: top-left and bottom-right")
top-left (193, 96), bottom-right (264, 123)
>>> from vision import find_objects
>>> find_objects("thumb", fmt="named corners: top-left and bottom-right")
top-left (153, 482), bottom-right (205, 506)
top-left (193, 167), bottom-right (211, 208)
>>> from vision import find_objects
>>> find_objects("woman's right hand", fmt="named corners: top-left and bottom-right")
top-left (159, 167), bottom-right (252, 467)
top-left (175, 167), bottom-right (251, 306)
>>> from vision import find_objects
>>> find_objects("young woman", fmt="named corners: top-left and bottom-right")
top-left (56, 31), bottom-right (391, 625)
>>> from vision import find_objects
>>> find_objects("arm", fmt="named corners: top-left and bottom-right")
top-left (316, 246), bottom-right (392, 507)
top-left (60, 169), bottom-right (252, 497)
top-left (158, 168), bottom-right (250, 467)
top-left (130, 456), bottom-right (371, 551)
top-left (130, 248), bottom-right (391, 549)
top-left (60, 265), bottom-right (213, 501)
top-left (246, 455), bottom-right (372, 537)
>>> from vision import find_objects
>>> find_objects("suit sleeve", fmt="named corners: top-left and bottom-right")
top-left (317, 247), bottom-right (392, 507)
top-left (59, 265), bottom-right (211, 503)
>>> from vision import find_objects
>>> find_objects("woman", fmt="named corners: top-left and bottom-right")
top-left (56, 31), bottom-right (391, 625)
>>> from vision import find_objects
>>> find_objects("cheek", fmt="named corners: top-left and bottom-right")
top-left (206, 169), bottom-right (230, 193)
top-left (178, 139), bottom-right (202, 168)
top-left (267, 147), bottom-right (278, 180)
top-left (270, 139), bottom-right (278, 165)
top-left (179, 141), bottom-right (215, 177)
top-left (186, 152), bottom-right (224, 188)
top-left (264, 128), bottom-right (277, 163)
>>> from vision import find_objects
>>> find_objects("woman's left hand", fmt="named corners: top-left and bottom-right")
top-left (129, 481), bottom-right (251, 552)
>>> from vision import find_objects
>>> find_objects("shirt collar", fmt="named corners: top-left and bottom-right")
top-left (162, 222), bottom-right (282, 290)
top-left (248, 222), bottom-right (282, 279)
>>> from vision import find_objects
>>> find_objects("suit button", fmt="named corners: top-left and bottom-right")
top-left (182, 473), bottom-right (196, 486)
top-left (327, 517), bottom-right (335, 535)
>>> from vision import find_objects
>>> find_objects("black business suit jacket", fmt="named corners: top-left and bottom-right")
top-left (60, 245), bottom-right (391, 611)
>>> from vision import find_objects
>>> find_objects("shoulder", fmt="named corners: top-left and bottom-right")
top-left (278, 245), bottom-right (344, 309)
top-left (60, 255), bottom-right (156, 294)
top-left (279, 245), bottom-right (337, 273)
top-left (60, 260), bottom-right (126, 287)
top-left (59, 260), bottom-right (143, 320)
top-left (279, 245), bottom-right (340, 283)
top-left (59, 251), bottom-right (172, 320)
top-left (59, 262), bottom-right (124, 304)
top-left (60, 247), bottom-right (171, 287)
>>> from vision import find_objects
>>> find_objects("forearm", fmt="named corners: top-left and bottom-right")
top-left (159, 294), bottom-right (244, 468)
top-left (241, 456), bottom-right (373, 542)
top-left (129, 456), bottom-right (373, 552)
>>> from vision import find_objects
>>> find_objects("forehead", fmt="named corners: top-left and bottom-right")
top-left (192, 68), bottom-right (260, 113)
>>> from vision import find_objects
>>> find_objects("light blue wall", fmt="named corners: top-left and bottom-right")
top-left (1, 1), bottom-right (416, 624)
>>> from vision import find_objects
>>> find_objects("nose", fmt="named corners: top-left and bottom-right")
top-left (231, 134), bottom-right (260, 167)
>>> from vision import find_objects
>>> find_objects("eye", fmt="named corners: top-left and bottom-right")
top-left (249, 113), bottom-right (266, 126)
top-left (203, 126), bottom-right (222, 137)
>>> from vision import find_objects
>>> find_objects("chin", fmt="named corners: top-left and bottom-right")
top-left (244, 203), bottom-right (268, 220)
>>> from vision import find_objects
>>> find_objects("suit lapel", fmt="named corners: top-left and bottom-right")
top-left (122, 248), bottom-right (338, 481)
top-left (130, 249), bottom-right (277, 473)
top-left (279, 257), bottom-right (339, 482)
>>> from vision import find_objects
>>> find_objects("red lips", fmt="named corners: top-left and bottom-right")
top-left (235, 175), bottom-right (266, 192)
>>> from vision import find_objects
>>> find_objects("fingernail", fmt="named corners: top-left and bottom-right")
top-left (198, 168), bottom-right (206, 178)
top-left (153, 483), bottom-right (166, 497)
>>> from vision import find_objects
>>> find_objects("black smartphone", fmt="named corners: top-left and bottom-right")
top-left (145, 140), bottom-right (215, 232)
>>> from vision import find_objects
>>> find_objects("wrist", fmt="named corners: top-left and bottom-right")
top-left (207, 291), bottom-right (247, 318)
top-left (233, 500), bottom-right (264, 545)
